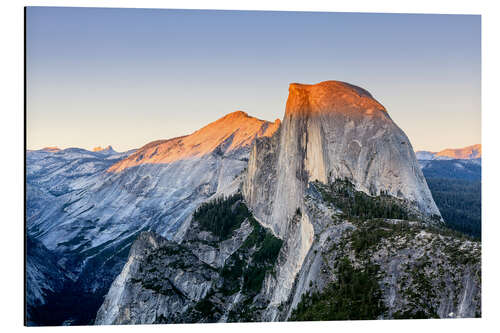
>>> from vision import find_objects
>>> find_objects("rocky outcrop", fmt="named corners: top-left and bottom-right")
top-left (95, 195), bottom-right (283, 325)
top-left (92, 145), bottom-right (116, 154)
top-left (244, 81), bottom-right (440, 237)
top-left (283, 182), bottom-right (480, 320)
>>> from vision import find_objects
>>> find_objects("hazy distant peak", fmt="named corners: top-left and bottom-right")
top-left (416, 144), bottom-right (481, 160)
top-left (435, 144), bottom-right (481, 159)
top-left (40, 147), bottom-right (60, 152)
top-left (93, 145), bottom-right (114, 152)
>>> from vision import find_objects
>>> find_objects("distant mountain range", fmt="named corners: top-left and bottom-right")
top-left (416, 144), bottom-right (481, 184)
top-left (414, 143), bottom-right (481, 239)
top-left (416, 144), bottom-right (481, 160)
top-left (35, 143), bottom-right (482, 163)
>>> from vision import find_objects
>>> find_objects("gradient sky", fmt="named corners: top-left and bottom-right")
top-left (26, 7), bottom-right (481, 152)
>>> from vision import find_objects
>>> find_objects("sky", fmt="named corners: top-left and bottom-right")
top-left (26, 7), bottom-right (481, 152)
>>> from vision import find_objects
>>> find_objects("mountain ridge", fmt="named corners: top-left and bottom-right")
top-left (416, 144), bottom-right (481, 160)
top-left (108, 111), bottom-right (280, 172)
top-left (286, 81), bottom-right (387, 117)
top-left (26, 110), bottom-right (280, 325)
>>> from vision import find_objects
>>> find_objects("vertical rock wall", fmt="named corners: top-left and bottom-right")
top-left (243, 80), bottom-right (442, 320)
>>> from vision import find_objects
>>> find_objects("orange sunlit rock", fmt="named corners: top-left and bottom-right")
top-left (286, 81), bottom-right (386, 118)
top-left (108, 111), bottom-right (280, 172)
top-left (435, 144), bottom-right (481, 159)
top-left (41, 147), bottom-right (60, 152)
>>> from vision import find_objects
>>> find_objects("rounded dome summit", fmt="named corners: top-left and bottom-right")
top-left (286, 80), bottom-right (387, 117)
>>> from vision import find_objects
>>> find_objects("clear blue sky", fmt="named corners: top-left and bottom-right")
top-left (26, 7), bottom-right (481, 152)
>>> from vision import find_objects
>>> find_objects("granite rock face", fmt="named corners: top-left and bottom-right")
top-left (244, 81), bottom-right (440, 237)
top-left (242, 81), bottom-right (442, 319)
top-left (25, 236), bottom-right (72, 325)
top-left (26, 112), bottom-right (279, 325)
top-left (95, 183), bottom-right (480, 324)
top-left (282, 182), bottom-right (480, 320)
top-left (95, 198), bottom-right (282, 325)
